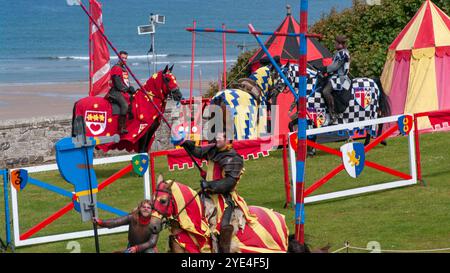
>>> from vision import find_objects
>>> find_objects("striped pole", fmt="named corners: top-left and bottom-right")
top-left (190, 20), bottom-right (196, 113)
top-left (295, 0), bottom-right (308, 244)
top-left (88, 2), bottom-right (92, 95)
top-left (186, 27), bottom-right (322, 39)
top-left (222, 23), bottom-right (227, 88)
top-left (2, 169), bottom-right (11, 247)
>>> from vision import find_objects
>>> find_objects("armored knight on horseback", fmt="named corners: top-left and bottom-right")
top-left (321, 35), bottom-right (351, 122)
top-left (108, 50), bottom-right (137, 134)
top-left (172, 131), bottom-right (249, 253)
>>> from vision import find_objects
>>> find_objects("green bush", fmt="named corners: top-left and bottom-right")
top-left (310, 0), bottom-right (450, 78)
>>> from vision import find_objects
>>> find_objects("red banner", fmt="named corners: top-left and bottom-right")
top-left (167, 138), bottom-right (273, 171)
top-left (426, 110), bottom-right (450, 131)
top-left (89, 0), bottom-right (110, 96)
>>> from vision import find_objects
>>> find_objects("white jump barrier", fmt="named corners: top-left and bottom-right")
top-left (288, 115), bottom-right (418, 204)
top-left (10, 154), bottom-right (151, 247)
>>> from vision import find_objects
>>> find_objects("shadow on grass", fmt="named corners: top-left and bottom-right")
top-left (422, 169), bottom-right (450, 179)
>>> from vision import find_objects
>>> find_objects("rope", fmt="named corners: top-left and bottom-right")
top-left (331, 245), bottom-right (349, 253)
top-left (332, 242), bottom-right (450, 253)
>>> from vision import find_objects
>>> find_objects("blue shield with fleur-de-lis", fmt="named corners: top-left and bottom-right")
top-left (131, 154), bottom-right (149, 176)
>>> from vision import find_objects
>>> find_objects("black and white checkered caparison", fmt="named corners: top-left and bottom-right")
top-left (281, 64), bottom-right (380, 131)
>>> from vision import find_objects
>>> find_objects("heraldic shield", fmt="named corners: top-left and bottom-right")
top-left (354, 87), bottom-right (372, 109)
top-left (340, 142), bottom-right (366, 178)
top-left (131, 154), bottom-right (149, 176)
top-left (11, 169), bottom-right (28, 192)
top-left (398, 115), bottom-right (413, 136)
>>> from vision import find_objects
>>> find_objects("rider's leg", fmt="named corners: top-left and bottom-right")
top-left (127, 95), bottom-right (134, 120)
top-left (219, 196), bottom-right (235, 253)
top-left (109, 90), bottom-right (129, 134)
top-left (322, 82), bottom-right (337, 122)
top-left (115, 93), bottom-right (129, 134)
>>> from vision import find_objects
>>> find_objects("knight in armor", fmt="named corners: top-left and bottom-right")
top-left (109, 50), bottom-right (136, 134)
top-left (172, 132), bottom-right (244, 253)
top-left (321, 35), bottom-right (351, 121)
top-left (92, 199), bottom-right (158, 253)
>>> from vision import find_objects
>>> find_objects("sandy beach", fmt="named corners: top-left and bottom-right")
top-left (0, 79), bottom-right (211, 121)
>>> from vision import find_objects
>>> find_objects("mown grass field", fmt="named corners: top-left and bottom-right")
top-left (1, 131), bottom-right (449, 253)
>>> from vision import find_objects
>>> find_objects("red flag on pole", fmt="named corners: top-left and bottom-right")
top-left (89, 0), bottom-right (110, 96)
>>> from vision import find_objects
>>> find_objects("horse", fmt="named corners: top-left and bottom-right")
top-left (208, 65), bottom-right (285, 140)
top-left (148, 175), bottom-right (299, 253)
top-left (72, 65), bottom-right (182, 153)
top-left (274, 63), bottom-right (391, 152)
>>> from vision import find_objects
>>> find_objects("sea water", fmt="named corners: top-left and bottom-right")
top-left (0, 0), bottom-right (352, 87)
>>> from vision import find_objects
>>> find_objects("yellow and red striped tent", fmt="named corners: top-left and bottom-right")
top-left (381, 0), bottom-right (450, 129)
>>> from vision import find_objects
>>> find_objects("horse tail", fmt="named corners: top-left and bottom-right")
top-left (373, 77), bottom-right (391, 118)
top-left (287, 235), bottom-right (311, 253)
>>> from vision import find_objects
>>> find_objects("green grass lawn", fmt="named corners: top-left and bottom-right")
top-left (1, 131), bottom-right (449, 253)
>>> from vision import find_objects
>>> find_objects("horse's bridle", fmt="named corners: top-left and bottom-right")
top-left (162, 73), bottom-right (182, 101)
top-left (137, 73), bottom-right (180, 102)
top-left (150, 185), bottom-right (175, 228)
top-left (268, 69), bottom-right (288, 99)
top-left (150, 182), bottom-right (203, 230)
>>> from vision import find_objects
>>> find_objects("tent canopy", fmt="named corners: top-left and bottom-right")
top-left (381, 0), bottom-right (450, 130)
top-left (248, 6), bottom-right (332, 72)
top-left (389, 0), bottom-right (450, 51)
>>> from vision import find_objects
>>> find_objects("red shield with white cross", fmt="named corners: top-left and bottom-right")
top-left (354, 87), bottom-right (372, 109)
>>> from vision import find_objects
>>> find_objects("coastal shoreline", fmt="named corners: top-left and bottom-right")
top-left (0, 80), bottom-right (212, 121)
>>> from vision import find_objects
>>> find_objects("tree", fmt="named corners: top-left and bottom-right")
top-left (310, 0), bottom-right (450, 78)
top-left (205, 0), bottom-right (450, 96)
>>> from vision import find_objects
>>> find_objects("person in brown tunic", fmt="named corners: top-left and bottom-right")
top-left (93, 199), bottom-right (158, 253)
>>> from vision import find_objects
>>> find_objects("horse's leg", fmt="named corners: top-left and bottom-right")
top-left (168, 235), bottom-right (186, 253)
top-left (138, 120), bottom-right (160, 153)
top-left (71, 102), bottom-right (78, 137)
top-left (364, 121), bottom-right (387, 147)
top-left (378, 123), bottom-right (387, 146)
top-left (307, 135), bottom-right (316, 157)
top-left (364, 132), bottom-right (371, 146)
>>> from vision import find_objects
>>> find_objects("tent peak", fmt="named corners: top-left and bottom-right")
top-left (286, 4), bottom-right (292, 16)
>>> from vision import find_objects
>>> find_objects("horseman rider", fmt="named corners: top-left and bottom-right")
top-left (109, 50), bottom-right (136, 134)
top-left (321, 35), bottom-right (351, 121)
top-left (171, 131), bottom-right (244, 253)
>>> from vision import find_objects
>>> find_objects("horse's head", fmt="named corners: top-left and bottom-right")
top-left (149, 174), bottom-right (175, 234)
top-left (248, 65), bottom-right (284, 104)
top-left (144, 64), bottom-right (183, 102)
